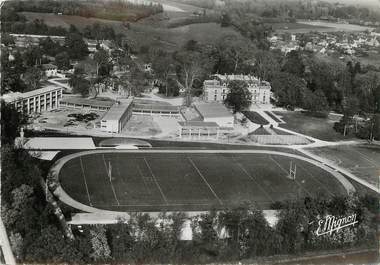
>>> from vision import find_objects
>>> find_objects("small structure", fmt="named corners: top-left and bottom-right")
top-left (194, 102), bottom-right (234, 128)
top-left (2, 86), bottom-right (63, 114)
top-left (42, 63), bottom-right (58, 77)
top-left (178, 121), bottom-right (220, 140)
top-left (100, 99), bottom-right (134, 133)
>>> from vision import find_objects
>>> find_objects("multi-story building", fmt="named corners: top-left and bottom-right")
top-left (203, 74), bottom-right (271, 106)
top-left (2, 86), bottom-right (63, 114)
top-left (100, 99), bottom-right (134, 133)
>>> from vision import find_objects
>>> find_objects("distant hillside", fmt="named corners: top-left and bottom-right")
top-left (4, 0), bottom-right (164, 22)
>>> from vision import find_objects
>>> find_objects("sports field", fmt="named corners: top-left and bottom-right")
top-left (59, 151), bottom-right (348, 212)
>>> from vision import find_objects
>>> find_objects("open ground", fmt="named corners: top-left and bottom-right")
top-left (57, 149), bottom-right (350, 212)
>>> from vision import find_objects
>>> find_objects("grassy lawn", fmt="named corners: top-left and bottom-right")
top-left (275, 111), bottom-right (356, 141)
top-left (243, 111), bottom-right (270, 125)
top-left (308, 144), bottom-right (380, 188)
top-left (59, 152), bottom-right (346, 211)
top-left (21, 12), bottom-right (244, 52)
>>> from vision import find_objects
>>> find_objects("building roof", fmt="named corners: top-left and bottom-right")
top-left (178, 121), bottom-right (219, 128)
top-left (60, 97), bottom-right (115, 108)
top-left (42, 63), bottom-right (58, 70)
top-left (194, 102), bottom-right (233, 119)
top-left (2, 86), bottom-right (62, 102)
top-left (102, 99), bottom-right (133, 121)
top-left (133, 104), bottom-right (180, 112)
top-left (24, 137), bottom-right (96, 150)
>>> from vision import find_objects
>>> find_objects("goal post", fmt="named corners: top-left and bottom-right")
top-left (108, 160), bottom-right (112, 182)
top-left (289, 161), bottom-right (296, 181)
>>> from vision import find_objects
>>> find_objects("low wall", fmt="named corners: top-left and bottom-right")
top-left (250, 135), bottom-right (310, 145)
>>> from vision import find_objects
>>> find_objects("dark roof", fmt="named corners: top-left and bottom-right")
top-left (178, 121), bottom-right (219, 128)
top-left (133, 104), bottom-right (180, 112)
top-left (194, 102), bottom-right (233, 118)
top-left (60, 97), bottom-right (115, 108)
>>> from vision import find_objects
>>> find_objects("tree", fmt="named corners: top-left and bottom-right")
top-left (220, 12), bottom-right (232, 27)
top-left (69, 68), bottom-right (90, 97)
top-left (225, 80), bottom-right (252, 113)
top-left (271, 72), bottom-right (306, 109)
top-left (25, 225), bottom-right (83, 263)
top-left (174, 49), bottom-right (213, 106)
top-left (93, 48), bottom-right (110, 77)
top-left (152, 50), bottom-right (175, 97)
top-left (55, 52), bottom-right (70, 70)
top-left (1, 101), bottom-right (28, 145)
top-left (64, 33), bottom-right (88, 60)
top-left (282, 50), bottom-right (305, 77)
top-left (303, 89), bottom-right (329, 115)
top-left (23, 67), bottom-right (43, 91)
top-left (215, 35), bottom-right (256, 74)
top-left (89, 225), bottom-right (111, 262)
top-left (253, 50), bottom-right (281, 81)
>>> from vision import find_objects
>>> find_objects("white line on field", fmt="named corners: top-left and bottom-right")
top-left (143, 158), bottom-right (169, 205)
top-left (79, 157), bottom-right (92, 206)
top-left (102, 154), bottom-right (120, 206)
top-left (187, 157), bottom-right (223, 206)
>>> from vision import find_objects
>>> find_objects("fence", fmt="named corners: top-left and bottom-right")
top-left (250, 135), bottom-right (311, 145)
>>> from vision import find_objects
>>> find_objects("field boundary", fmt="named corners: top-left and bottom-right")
top-left (49, 149), bottom-right (356, 214)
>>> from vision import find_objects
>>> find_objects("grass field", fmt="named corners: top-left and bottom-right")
top-left (59, 151), bottom-right (347, 212)
top-left (21, 12), bottom-right (245, 51)
top-left (308, 144), bottom-right (380, 187)
top-left (275, 111), bottom-right (356, 141)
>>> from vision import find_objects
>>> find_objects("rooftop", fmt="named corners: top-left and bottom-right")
top-left (60, 97), bottom-right (115, 108)
top-left (102, 99), bottom-right (134, 121)
top-left (24, 137), bottom-right (96, 150)
top-left (42, 63), bottom-right (58, 70)
top-left (194, 102), bottom-right (233, 119)
top-left (178, 121), bottom-right (219, 128)
top-left (2, 86), bottom-right (62, 102)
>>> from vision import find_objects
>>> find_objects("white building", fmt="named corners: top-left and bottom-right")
top-left (42, 64), bottom-right (58, 77)
top-left (203, 74), bottom-right (271, 106)
top-left (2, 86), bottom-right (63, 114)
top-left (194, 102), bottom-right (234, 128)
top-left (100, 99), bottom-right (134, 133)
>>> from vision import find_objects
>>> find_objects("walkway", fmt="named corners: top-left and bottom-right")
top-left (50, 149), bottom-right (355, 216)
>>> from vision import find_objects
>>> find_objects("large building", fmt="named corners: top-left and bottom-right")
top-left (2, 86), bottom-right (63, 114)
top-left (203, 74), bottom-right (271, 105)
top-left (100, 99), bottom-right (133, 133)
top-left (194, 102), bottom-right (234, 128)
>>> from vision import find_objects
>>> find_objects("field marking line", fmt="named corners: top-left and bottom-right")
top-left (269, 155), bottom-right (313, 198)
top-left (143, 158), bottom-right (169, 205)
top-left (187, 157), bottom-right (224, 206)
top-left (136, 162), bottom-right (153, 195)
top-left (79, 157), bottom-right (93, 206)
top-left (102, 154), bottom-right (120, 206)
top-left (232, 156), bottom-right (275, 204)
top-left (296, 163), bottom-right (334, 197)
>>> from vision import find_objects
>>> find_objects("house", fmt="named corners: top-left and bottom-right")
top-left (100, 99), bottom-right (134, 133)
top-left (194, 102), bottom-right (234, 128)
top-left (203, 74), bottom-right (271, 106)
top-left (42, 64), bottom-right (58, 77)
top-left (2, 86), bottom-right (63, 114)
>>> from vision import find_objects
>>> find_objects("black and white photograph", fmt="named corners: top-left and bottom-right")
top-left (0, 0), bottom-right (379, 264)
